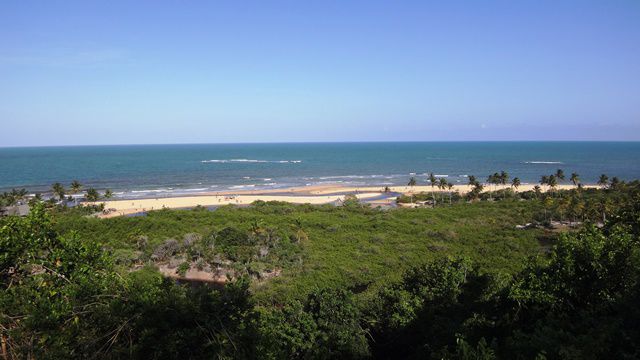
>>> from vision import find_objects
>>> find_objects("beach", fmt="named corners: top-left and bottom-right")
top-left (93, 183), bottom-right (589, 218)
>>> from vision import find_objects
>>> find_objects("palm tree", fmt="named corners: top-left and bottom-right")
top-left (86, 188), bottom-right (100, 202)
top-left (104, 189), bottom-right (113, 199)
top-left (558, 197), bottom-right (570, 223)
top-left (598, 174), bottom-right (609, 189)
top-left (500, 171), bottom-right (509, 186)
top-left (556, 169), bottom-right (565, 182)
top-left (438, 178), bottom-right (448, 204)
top-left (547, 174), bottom-right (558, 195)
top-left (407, 177), bottom-right (417, 204)
top-left (468, 175), bottom-right (477, 186)
top-left (51, 183), bottom-right (65, 201)
top-left (543, 196), bottom-right (554, 222)
top-left (70, 180), bottom-right (82, 193)
top-left (487, 173), bottom-right (500, 200)
top-left (533, 185), bottom-right (541, 198)
top-left (467, 182), bottom-right (482, 201)
top-left (428, 173), bottom-right (437, 205)
top-left (446, 183), bottom-right (454, 204)
top-left (598, 196), bottom-right (613, 223)
top-left (610, 177), bottom-right (621, 190)
top-left (540, 175), bottom-right (549, 189)
top-left (511, 177), bottom-right (521, 190)
top-left (569, 195), bottom-right (585, 223)
top-left (498, 171), bottom-right (509, 199)
top-left (570, 172), bottom-right (580, 188)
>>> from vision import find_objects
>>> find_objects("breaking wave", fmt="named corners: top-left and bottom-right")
top-left (524, 161), bottom-right (564, 164)
top-left (201, 159), bottom-right (302, 164)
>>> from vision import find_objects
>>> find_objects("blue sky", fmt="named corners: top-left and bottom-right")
top-left (1, 1), bottom-right (639, 146)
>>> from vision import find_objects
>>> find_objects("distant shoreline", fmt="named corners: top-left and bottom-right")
top-left (92, 183), bottom-right (592, 218)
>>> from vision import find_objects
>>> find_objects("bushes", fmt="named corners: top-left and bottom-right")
top-left (151, 238), bottom-right (180, 261)
top-left (255, 288), bottom-right (370, 359)
top-left (4, 190), bottom-right (640, 358)
top-left (216, 226), bottom-right (253, 247)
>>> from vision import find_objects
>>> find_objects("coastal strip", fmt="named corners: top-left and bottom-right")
top-left (91, 183), bottom-right (591, 218)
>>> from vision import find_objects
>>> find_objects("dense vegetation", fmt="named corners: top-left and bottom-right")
top-left (2, 181), bottom-right (639, 359)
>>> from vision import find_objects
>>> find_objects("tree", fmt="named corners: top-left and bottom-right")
top-left (468, 175), bottom-right (477, 187)
top-left (487, 173), bottom-right (501, 200)
top-left (500, 170), bottom-right (509, 186)
top-left (407, 178), bottom-right (417, 204)
top-left (51, 182), bottom-right (65, 201)
top-left (104, 189), bottom-right (113, 199)
top-left (598, 196), bottom-right (614, 223)
top-left (256, 288), bottom-right (369, 358)
top-left (540, 175), bottom-right (549, 189)
top-left (511, 177), bottom-right (521, 191)
top-left (543, 196), bottom-right (555, 222)
top-left (507, 224), bottom-right (640, 359)
top-left (610, 177), bottom-right (621, 190)
top-left (429, 173), bottom-right (437, 205)
top-left (70, 180), bottom-right (82, 193)
top-left (556, 168), bottom-right (565, 182)
top-left (447, 183), bottom-right (454, 204)
top-left (533, 185), bottom-right (542, 198)
top-left (598, 174), bottom-right (609, 189)
top-left (368, 257), bottom-right (474, 358)
top-left (547, 174), bottom-right (558, 195)
top-left (86, 187), bottom-right (100, 202)
top-left (0, 204), bottom-right (121, 357)
top-left (570, 172), bottom-right (580, 188)
top-left (438, 178), bottom-right (448, 204)
top-left (467, 181), bottom-right (484, 201)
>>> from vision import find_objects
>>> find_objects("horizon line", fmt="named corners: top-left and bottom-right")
top-left (2, 139), bottom-right (640, 149)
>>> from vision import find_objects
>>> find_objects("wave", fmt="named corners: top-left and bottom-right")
top-left (318, 174), bottom-right (388, 180)
top-left (201, 159), bottom-right (302, 164)
top-left (524, 161), bottom-right (564, 164)
top-left (131, 189), bottom-right (171, 193)
top-left (228, 184), bottom-right (256, 189)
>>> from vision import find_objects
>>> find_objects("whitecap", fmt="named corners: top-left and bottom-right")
top-left (524, 161), bottom-right (564, 164)
top-left (201, 159), bottom-right (302, 164)
top-left (229, 184), bottom-right (256, 189)
top-left (130, 189), bottom-right (170, 193)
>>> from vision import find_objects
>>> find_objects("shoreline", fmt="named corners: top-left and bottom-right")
top-left (91, 183), bottom-right (592, 218)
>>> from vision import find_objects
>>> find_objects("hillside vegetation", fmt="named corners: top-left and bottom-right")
top-left (2, 181), bottom-right (639, 359)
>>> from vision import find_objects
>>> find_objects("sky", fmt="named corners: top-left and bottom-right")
top-left (1, 1), bottom-right (639, 146)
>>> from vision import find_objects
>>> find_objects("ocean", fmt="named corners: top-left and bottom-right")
top-left (1, 142), bottom-right (639, 198)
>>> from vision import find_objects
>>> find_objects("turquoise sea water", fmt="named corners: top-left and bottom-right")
top-left (1, 142), bottom-right (639, 198)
